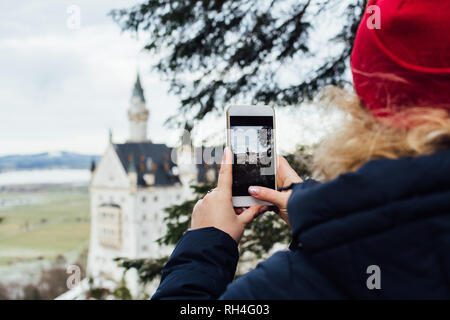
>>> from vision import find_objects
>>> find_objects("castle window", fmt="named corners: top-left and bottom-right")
top-left (154, 196), bottom-right (158, 202)
top-left (142, 245), bottom-right (148, 252)
top-left (97, 204), bottom-right (122, 250)
top-left (141, 196), bottom-right (146, 203)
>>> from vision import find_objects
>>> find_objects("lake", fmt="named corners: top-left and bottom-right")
top-left (0, 169), bottom-right (91, 186)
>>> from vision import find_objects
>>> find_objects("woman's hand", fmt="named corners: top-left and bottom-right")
top-left (190, 148), bottom-right (265, 243)
top-left (248, 155), bottom-right (302, 226)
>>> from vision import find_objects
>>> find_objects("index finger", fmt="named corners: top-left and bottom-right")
top-left (277, 155), bottom-right (302, 187)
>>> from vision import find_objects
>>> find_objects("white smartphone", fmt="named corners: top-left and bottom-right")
top-left (226, 105), bottom-right (277, 207)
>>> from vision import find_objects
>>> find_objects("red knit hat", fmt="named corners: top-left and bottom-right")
top-left (351, 0), bottom-right (450, 119)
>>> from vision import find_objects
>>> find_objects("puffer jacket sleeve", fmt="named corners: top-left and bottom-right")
top-left (151, 227), bottom-right (239, 300)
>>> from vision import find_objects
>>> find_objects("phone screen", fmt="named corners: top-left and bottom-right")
top-left (230, 116), bottom-right (275, 196)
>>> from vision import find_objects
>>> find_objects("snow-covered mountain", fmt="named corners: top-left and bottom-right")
top-left (0, 151), bottom-right (100, 172)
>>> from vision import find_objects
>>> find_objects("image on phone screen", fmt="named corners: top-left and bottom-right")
top-left (230, 116), bottom-right (275, 196)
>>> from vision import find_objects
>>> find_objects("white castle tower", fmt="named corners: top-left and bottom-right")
top-left (128, 74), bottom-right (149, 142)
top-left (86, 73), bottom-right (184, 297)
top-left (58, 73), bottom-right (221, 300)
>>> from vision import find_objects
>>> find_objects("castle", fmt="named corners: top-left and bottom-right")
top-left (85, 74), bottom-right (219, 296)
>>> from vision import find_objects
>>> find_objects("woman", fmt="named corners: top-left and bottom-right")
top-left (153, 0), bottom-right (450, 299)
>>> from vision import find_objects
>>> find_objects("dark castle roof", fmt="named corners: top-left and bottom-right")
top-left (114, 142), bottom-right (179, 187)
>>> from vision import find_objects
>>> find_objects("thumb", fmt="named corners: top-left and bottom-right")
top-left (238, 205), bottom-right (264, 225)
top-left (248, 186), bottom-right (290, 207)
top-left (217, 147), bottom-right (232, 196)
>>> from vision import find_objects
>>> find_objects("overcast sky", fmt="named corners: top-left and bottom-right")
top-left (0, 1), bottom-right (344, 157)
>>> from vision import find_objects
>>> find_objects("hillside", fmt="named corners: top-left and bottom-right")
top-left (0, 152), bottom-right (100, 172)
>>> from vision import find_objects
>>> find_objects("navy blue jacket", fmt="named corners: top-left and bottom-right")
top-left (152, 150), bottom-right (450, 299)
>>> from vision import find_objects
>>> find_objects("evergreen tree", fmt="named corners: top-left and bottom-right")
top-left (112, 277), bottom-right (133, 300)
top-left (110, 0), bottom-right (367, 126)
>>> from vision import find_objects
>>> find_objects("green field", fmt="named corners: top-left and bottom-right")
top-left (0, 185), bottom-right (90, 266)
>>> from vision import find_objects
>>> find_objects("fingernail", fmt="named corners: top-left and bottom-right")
top-left (259, 206), bottom-right (268, 214)
top-left (248, 186), bottom-right (259, 195)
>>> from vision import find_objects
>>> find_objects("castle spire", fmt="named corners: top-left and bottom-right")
top-left (128, 73), bottom-right (149, 142)
top-left (132, 74), bottom-right (145, 103)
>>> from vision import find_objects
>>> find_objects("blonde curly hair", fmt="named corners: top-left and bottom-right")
top-left (313, 86), bottom-right (450, 181)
